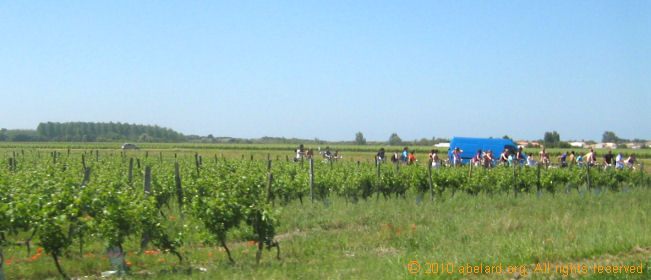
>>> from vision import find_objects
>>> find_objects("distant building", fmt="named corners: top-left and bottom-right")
top-left (569, 141), bottom-right (586, 148)
top-left (516, 141), bottom-right (540, 147)
top-left (625, 143), bottom-right (642, 149)
top-left (594, 142), bottom-right (617, 149)
top-left (435, 142), bottom-right (450, 148)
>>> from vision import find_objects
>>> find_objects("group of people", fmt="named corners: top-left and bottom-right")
top-left (453, 147), bottom-right (525, 168)
top-left (555, 149), bottom-right (638, 170)
top-left (468, 147), bottom-right (639, 170)
top-left (376, 147), bottom-right (418, 165)
top-left (295, 144), bottom-right (342, 162)
top-left (296, 144), bottom-right (640, 171)
top-left (376, 147), bottom-right (444, 168)
top-left (490, 147), bottom-right (638, 170)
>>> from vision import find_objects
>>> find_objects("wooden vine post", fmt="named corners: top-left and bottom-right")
top-left (513, 165), bottom-right (518, 198)
top-left (427, 159), bottom-right (434, 201)
top-left (128, 158), bottom-right (134, 185)
top-left (0, 247), bottom-right (5, 280)
top-left (586, 164), bottom-right (592, 190)
top-left (309, 157), bottom-right (314, 203)
top-left (194, 153), bottom-right (200, 176)
top-left (468, 161), bottom-right (473, 182)
top-left (376, 160), bottom-right (382, 200)
top-left (256, 158), bottom-right (279, 265)
top-left (79, 168), bottom-right (90, 189)
top-left (175, 162), bottom-right (183, 211)
top-left (267, 159), bottom-right (274, 205)
top-left (536, 163), bottom-right (542, 195)
top-left (376, 160), bottom-right (381, 180)
top-left (140, 166), bottom-right (152, 251)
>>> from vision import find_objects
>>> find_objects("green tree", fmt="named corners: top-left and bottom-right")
top-left (139, 133), bottom-right (151, 142)
top-left (354, 132), bottom-right (366, 145)
top-left (388, 133), bottom-right (402, 146)
top-left (602, 131), bottom-right (620, 143)
top-left (544, 131), bottom-right (560, 144)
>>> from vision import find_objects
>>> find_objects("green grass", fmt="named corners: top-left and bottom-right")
top-left (3, 187), bottom-right (649, 279)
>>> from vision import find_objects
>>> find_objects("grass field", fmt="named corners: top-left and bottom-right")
top-left (3, 186), bottom-right (649, 279)
top-left (1, 143), bottom-right (649, 279)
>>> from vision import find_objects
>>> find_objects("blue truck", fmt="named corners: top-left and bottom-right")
top-left (448, 137), bottom-right (519, 165)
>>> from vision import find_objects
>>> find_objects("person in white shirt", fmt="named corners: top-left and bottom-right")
top-left (527, 153), bottom-right (537, 166)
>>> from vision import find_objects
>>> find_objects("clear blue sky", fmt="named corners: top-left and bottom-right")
top-left (1, 1), bottom-right (649, 142)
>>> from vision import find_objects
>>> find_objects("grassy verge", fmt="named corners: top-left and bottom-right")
top-left (3, 187), bottom-right (650, 279)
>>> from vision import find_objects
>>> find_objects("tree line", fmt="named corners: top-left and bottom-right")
top-left (0, 122), bottom-right (184, 142)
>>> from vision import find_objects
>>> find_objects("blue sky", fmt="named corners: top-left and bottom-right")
top-left (1, 1), bottom-right (649, 141)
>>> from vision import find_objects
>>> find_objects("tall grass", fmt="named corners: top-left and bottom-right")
top-left (4, 187), bottom-right (649, 279)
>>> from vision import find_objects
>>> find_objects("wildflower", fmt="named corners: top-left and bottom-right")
top-left (157, 258), bottom-right (165, 262)
top-left (387, 223), bottom-right (391, 229)
top-left (169, 216), bottom-right (175, 220)
top-left (101, 257), bottom-right (107, 261)
top-left (545, 238), bottom-right (552, 242)
top-left (126, 261), bottom-right (132, 266)
top-left (127, 252), bottom-right (133, 256)
top-left (37, 248), bottom-right (43, 252)
top-left (208, 252), bottom-right (213, 257)
top-left (411, 225), bottom-right (417, 229)
top-left (396, 229), bottom-right (401, 233)
top-left (5, 260), bottom-right (11, 265)
top-left (250, 241), bottom-right (255, 244)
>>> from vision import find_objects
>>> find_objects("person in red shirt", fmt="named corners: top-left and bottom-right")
top-left (408, 151), bottom-right (416, 165)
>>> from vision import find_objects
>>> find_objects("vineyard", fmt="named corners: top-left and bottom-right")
top-left (0, 148), bottom-right (649, 279)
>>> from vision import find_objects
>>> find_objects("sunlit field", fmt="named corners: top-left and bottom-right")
top-left (1, 144), bottom-right (649, 279)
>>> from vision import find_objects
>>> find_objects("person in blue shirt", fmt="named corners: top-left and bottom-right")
top-left (401, 147), bottom-right (409, 164)
top-left (557, 151), bottom-right (568, 167)
top-left (452, 147), bottom-right (463, 167)
top-left (616, 152), bottom-right (625, 169)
